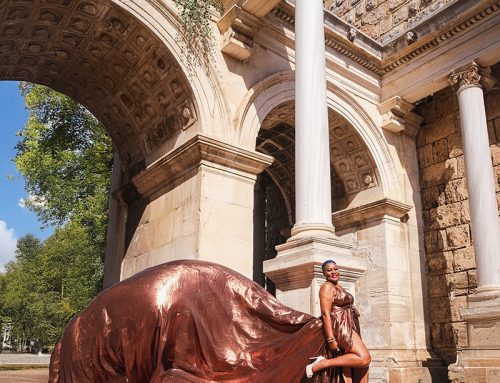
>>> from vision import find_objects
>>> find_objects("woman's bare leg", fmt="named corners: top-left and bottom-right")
top-left (312, 331), bottom-right (371, 373)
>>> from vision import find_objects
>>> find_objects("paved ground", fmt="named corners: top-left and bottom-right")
top-left (0, 368), bottom-right (48, 382)
top-left (0, 353), bottom-right (50, 382)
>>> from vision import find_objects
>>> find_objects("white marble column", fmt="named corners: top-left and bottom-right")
top-left (449, 62), bottom-right (500, 379)
top-left (450, 62), bottom-right (500, 291)
top-left (293, 0), bottom-right (335, 238)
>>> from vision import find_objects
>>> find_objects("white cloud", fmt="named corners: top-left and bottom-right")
top-left (18, 194), bottom-right (46, 209)
top-left (0, 220), bottom-right (17, 272)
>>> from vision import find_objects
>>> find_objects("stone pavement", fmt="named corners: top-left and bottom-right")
top-left (0, 368), bottom-right (48, 382)
top-left (0, 353), bottom-right (50, 382)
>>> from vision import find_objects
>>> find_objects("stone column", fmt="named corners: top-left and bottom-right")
top-left (265, 0), bottom-right (362, 316)
top-left (448, 62), bottom-right (500, 383)
top-left (450, 62), bottom-right (500, 291)
top-left (293, 0), bottom-right (335, 239)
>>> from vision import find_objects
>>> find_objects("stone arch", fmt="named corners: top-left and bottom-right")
top-left (236, 71), bottom-right (398, 197)
top-left (0, 0), bottom-right (229, 174)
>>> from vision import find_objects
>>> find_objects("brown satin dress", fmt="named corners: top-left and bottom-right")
top-left (49, 260), bottom-right (332, 383)
top-left (331, 286), bottom-right (359, 353)
top-left (313, 286), bottom-right (362, 383)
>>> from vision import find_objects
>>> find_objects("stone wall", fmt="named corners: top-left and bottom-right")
top-left (325, 0), bottom-right (455, 43)
top-left (415, 77), bottom-right (500, 364)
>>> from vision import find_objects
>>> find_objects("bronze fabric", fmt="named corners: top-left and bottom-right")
top-left (49, 260), bottom-right (330, 383)
top-left (331, 288), bottom-right (359, 353)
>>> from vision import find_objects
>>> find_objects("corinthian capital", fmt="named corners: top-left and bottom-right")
top-left (449, 61), bottom-right (496, 93)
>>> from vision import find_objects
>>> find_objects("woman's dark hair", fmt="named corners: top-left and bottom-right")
top-left (321, 260), bottom-right (337, 271)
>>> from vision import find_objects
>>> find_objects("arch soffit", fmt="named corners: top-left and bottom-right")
top-left (115, 0), bottom-right (231, 142)
top-left (237, 71), bottom-right (397, 195)
top-left (0, 0), bottom-right (229, 173)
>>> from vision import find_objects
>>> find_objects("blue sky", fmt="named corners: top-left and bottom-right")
top-left (0, 81), bottom-right (52, 270)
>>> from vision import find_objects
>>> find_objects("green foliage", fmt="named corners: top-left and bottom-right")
top-left (0, 83), bottom-right (112, 349)
top-left (1, 228), bottom-right (103, 347)
top-left (173, 0), bottom-right (222, 65)
top-left (15, 83), bottom-right (113, 249)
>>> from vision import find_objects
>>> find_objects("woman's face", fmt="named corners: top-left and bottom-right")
top-left (323, 262), bottom-right (340, 284)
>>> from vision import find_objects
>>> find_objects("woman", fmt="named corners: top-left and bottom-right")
top-left (306, 260), bottom-right (371, 382)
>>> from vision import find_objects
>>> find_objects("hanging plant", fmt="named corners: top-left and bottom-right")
top-left (173, 0), bottom-right (223, 66)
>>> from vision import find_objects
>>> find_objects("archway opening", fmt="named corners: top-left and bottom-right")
top-left (253, 101), bottom-right (380, 290)
top-left (0, 0), bottom-right (196, 175)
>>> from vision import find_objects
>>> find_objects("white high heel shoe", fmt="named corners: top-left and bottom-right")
top-left (305, 356), bottom-right (325, 378)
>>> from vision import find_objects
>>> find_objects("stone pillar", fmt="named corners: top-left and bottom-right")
top-left (118, 135), bottom-right (273, 281)
top-left (448, 62), bottom-right (500, 383)
top-left (103, 152), bottom-right (127, 288)
top-left (450, 62), bottom-right (500, 291)
top-left (293, 0), bottom-right (335, 239)
top-left (265, 0), bottom-right (361, 316)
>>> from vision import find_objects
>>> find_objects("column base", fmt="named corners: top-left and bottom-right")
top-left (263, 236), bottom-right (366, 316)
top-left (290, 222), bottom-right (336, 239)
top-left (449, 288), bottom-right (500, 382)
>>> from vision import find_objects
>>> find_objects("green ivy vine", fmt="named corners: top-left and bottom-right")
top-left (173, 0), bottom-right (223, 66)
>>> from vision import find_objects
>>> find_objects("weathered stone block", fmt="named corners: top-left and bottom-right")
top-left (429, 297), bottom-right (451, 322)
top-left (428, 274), bottom-right (448, 297)
top-left (421, 158), bottom-right (457, 188)
top-left (424, 229), bottom-right (447, 253)
top-left (456, 155), bottom-right (465, 178)
top-left (426, 251), bottom-right (453, 275)
top-left (444, 178), bottom-right (468, 203)
top-left (429, 203), bottom-right (462, 230)
top-left (450, 295), bottom-right (467, 321)
top-left (488, 120), bottom-right (496, 146)
top-left (426, 114), bottom-right (457, 144)
top-left (491, 144), bottom-right (500, 166)
top-left (448, 131), bottom-right (463, 158)
top-left (443, 321), bottom-right (466, 348)
top-left (418, 144), bottom-right (433, 168)
top-left (467, 269), bottom-right (477, 289)
top-left (446, 224), bottom-right (470, 250)
top-left (432, 138), bottom-right (449, 164)
top-left (447, 271), bottom-right (468, 290)
top-left (495, 117), bottom-right (500, 142)
top-left (431, 322), bottom-right (445, 348)
top-left (453, 246), bottom-right (476, 271)
top-left (485, 92), bottom-right (500, 120)
top-left (421, 186), bottom-right (440, 209)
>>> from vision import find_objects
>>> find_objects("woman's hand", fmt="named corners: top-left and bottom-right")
top-left (327, 338), bottom-right (340, 353)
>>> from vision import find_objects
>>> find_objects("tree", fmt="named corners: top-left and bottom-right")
top-left (15, 83), bottom-right (113, 249)
top-left (0, 83), bottom-right (113, 350)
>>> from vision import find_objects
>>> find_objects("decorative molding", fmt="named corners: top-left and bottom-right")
top-left (332, 197), bottom-right (413, 230)
top-left (381, 0), bottom-right (500, 72)
top-left (131, 134), bottom-right (274, 198)
top-left (266, 0), bottom-right (500, 76)
top-left (378, 96), bottom-right (423, 138)
top-left (264, 236), bottom-right (365, 288)
top-left (449, 61), bottom-right (497, 93)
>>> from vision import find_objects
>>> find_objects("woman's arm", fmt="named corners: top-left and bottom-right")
top-left (319, 283), bottom-right (339, 351)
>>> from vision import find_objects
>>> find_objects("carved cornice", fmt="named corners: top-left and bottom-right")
top-left (131, 134), bottom-right (274, 198)
top-left (270, 3), bottom-right (384, 75)
top-left (332, 197), bottom-right (413, 230)
top-left (378, 96), bottom-right (423, 138)
top-left (266, 0), bottom-right (500, 76)
top-left (449, 61), bottom-right (497, 93)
